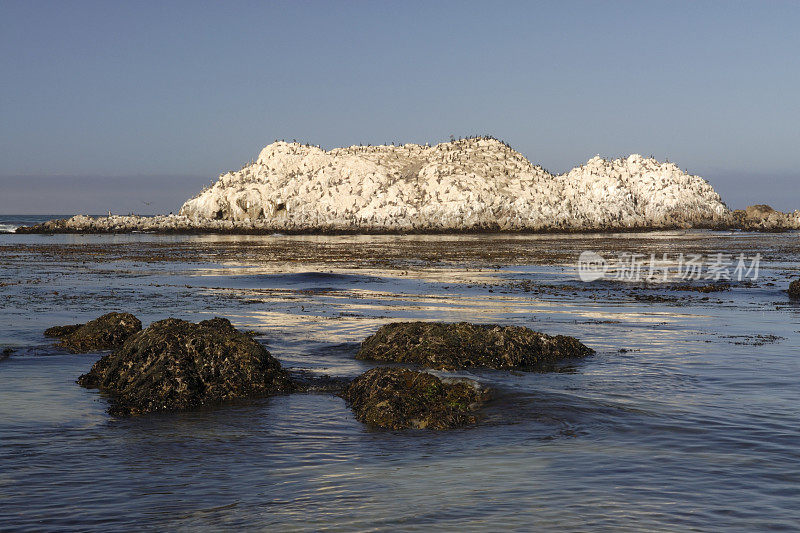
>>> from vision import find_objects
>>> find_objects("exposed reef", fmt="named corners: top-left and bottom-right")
top-left (356, 321), bottom-right (594, 371)
top-left (78, 317), bottom-right (293, 415)
top-left (342, 367), bottom-right (490, 430)
top-left (18, 137), bottom-right (797, 234)
top-left (47, 312), bottom-right (142, 353)
top-left (789, 278), bottom-right (800, 300)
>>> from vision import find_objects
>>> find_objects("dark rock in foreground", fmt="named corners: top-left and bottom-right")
top-left (789, 279), bottom-right (800, 300)
top-left (342, 367), bottom-right (489, 430)
top-left (48, 313), bottom-right (142, 353)
top-left (78, 317), bottom-right (293, 415)
top-left (356, 322), bottom-right (594, 371)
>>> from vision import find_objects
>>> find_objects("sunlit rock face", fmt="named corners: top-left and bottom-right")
top-left (179, 138), bottom-right (732, 231)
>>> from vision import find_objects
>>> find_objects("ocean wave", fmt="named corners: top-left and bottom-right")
top-left (0, 224), bottom-right (19, 233)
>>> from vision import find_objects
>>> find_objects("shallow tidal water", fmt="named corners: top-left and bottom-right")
top-left (1, 226), bottom-right (799, 531)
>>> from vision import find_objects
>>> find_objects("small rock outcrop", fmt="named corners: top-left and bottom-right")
top-left (78, 317), bottom-right (293, 415)
top-left (48, 313), bottom-right (142, 353)
top-left (746, 204), bottom-right (777, 219)
top-left (1, 347), bottom-right (12, 361)
top-left (356, 322), bottom-right (594, 371)
top-left (789, 279), bottom-right (800, 300)
top-left (732, 204), bottom-right (800, 230)
top-left (342, 367), bottom-right (489, 430)
top-left (44, 324), bottom-right (84, 338)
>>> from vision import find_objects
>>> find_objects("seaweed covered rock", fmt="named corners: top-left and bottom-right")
top-left (342, 367), bottom-right (489, 430)
top-left (789, 278), bottom-right (800, 300)
top-left (51, 313), bottom-right (142, 353)
top-left (44, 324), bottom-right (83, 338)
top-left (357, 322), bottom-right (594, 371)
top-left (78, 317), bottom-right (293, 415)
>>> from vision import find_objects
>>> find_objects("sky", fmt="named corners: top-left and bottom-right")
top-left (1, 0), bottom-right (799, 214)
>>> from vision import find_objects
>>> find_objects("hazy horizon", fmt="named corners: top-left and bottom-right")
top-left (2, 1), bottom-right (799, 214)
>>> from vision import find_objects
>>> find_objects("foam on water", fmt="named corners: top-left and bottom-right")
top-left (0, 214), bottom-right (70, 234)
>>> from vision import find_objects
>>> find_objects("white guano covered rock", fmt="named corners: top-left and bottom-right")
top-left (178, 138), bottom-right (731, 231)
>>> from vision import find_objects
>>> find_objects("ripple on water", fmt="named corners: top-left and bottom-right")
top-left (1, 231), bottom-right (799, 530)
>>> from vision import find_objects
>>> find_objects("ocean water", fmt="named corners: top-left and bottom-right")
top-left (0, 214), bottom-right (69, 234)
top-left (1, 227), bottom-right (799, 531)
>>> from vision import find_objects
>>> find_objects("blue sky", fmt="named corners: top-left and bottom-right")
top-left (1, 0), bottom-right (798, 213)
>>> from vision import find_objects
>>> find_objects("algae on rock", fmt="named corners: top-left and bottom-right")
top-left (47, 312), bottom-right (142, 353)
top-left (78, 317), bottom-right (293, 415)
top-left (357, 321), bottom-right (594, 371)
top-left (342, 367), bottom-right (489, 430)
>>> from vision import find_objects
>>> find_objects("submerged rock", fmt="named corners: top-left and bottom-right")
top-left (51, 313), bottom-right (142, 353)
top-left (1, 347), bottom-right (12, 361)
top-left (342, 367), bottom-right (489, 430)
top-left (356, 322), bottom-right (594, 371)
top-left (290, 370), bottom-right (351, 394)
top-left (78, 317), bottom-right (293, 415)
top-left (672, 282), bottom-right (731, 293)
top-left (789, 279), bottom-right (800, 300)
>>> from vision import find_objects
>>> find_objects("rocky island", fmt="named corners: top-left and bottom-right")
top-left (16, 137), bottom-right (800, 234)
